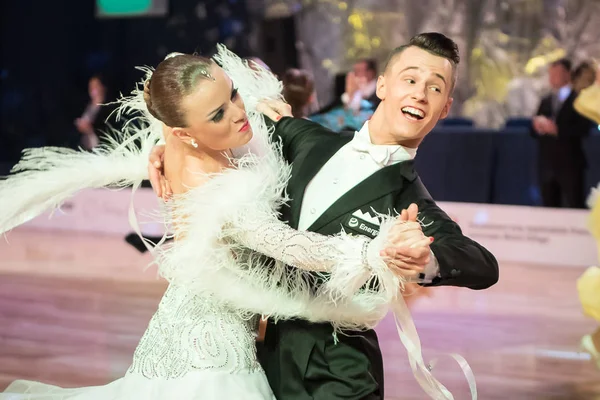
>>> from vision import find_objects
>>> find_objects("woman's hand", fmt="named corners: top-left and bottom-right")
top-left (147, 145), bottom-right (172, 200)
top-left (257, 99), bottom-right (293, 121)
top-left (380, 204), bottom-right (433, 280)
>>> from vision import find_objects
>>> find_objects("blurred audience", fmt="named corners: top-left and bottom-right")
top-left (342, 58), bottom-right (379, 112)
top-left (74, 74), bottom-right (114, 151)
top-left (530, 59), bottom-right (595, 209)
top-left (571, 61), bottom-right (597, 93)
top-left (245, 57), bottom-right (271, 73)
top-left (309, 68), bottom-right (375, 132)
top-left (281, 68), bottom-right (315, 118)
top-left (574, 63), bottom-right (600, 125)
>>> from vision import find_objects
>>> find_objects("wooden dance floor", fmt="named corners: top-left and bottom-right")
top-left (1, 228), bottom-right (599, 399)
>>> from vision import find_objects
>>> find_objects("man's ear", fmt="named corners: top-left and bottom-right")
top-left (375, 75), bottom-right (386, 101)
top-left (440, 97), bottom-right (453, 119)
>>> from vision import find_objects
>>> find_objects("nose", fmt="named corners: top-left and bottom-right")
top-left (410, 84), bottom-right (428, 103)
top-left (231, 102), bottom-right (247, 123)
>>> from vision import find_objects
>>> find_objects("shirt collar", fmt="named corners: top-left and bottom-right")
top-left (351, 121), bottom-right (417, 165)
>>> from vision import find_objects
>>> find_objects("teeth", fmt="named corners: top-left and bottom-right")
top-left (402, 107), bottom-right (425, 118)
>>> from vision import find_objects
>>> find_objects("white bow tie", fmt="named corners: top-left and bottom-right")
top-left (351, 134), bottom-right (391, 166)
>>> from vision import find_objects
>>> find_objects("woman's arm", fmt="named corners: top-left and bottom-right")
top-left (224, 212), bottom-right (427, 301)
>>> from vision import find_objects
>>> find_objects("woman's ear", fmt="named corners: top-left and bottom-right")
top-left (171, 128), bottom-right (194, 146)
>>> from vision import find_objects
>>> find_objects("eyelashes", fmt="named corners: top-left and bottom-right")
top-left (212, 87), bottom-right (239, 123)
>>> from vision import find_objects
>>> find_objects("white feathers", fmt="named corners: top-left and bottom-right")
top-left (0, 133), bottom-right (154, 235)
top-left (0, 63), bottom-right (162, 235)
top-left (213, 44), bottom-right (284, 114)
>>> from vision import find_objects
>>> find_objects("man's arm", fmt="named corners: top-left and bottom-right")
top-left (258, 100), bottom-right (339, 161)
top-left (559, 97), bottom-right (594, 138)
top-left (414, 197), bottom-right (499, 290)
top-left (530, 97), bottom-right (549, 138)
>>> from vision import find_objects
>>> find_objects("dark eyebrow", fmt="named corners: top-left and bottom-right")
top-left (207, 104), bottom-right (224, 117)
top-left (400, 66), bottom-right (446, 85)
top-left (206, 82), bottom-right (235, 118)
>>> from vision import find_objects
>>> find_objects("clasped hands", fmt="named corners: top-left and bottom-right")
top-left (379, 203), bottom-right (433, 281)
top-left (533, 115), bottom-right (558, 136)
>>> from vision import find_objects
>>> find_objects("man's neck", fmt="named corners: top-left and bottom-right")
top-left (368, 108), bottom-right (422, 148)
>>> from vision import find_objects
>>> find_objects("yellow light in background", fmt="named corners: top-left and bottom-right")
top-left (338, 1), bottom-right (347, 10)
top-left (348, 12), bottom-right (363, 29)
top-left (497, 32), bottom-right (510, 44)
top-left (541, 37), bottom-right (555, 47)
top-left (321, 59), bottom-right (334, 69)
top-left (524, 56), bottom-right (546, 75)
top-left (524, 48), bottom-right (566, 75)
top-left (353, 32), bottom-right (370, 49)
top-left (371, 37), bottom-right (381, 48)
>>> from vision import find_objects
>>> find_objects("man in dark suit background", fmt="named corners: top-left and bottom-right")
top-left (531, 58), bottom-right (594, 208)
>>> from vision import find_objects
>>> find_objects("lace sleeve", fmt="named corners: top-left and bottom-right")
top-left (224, 215), bottom-right (401, 300)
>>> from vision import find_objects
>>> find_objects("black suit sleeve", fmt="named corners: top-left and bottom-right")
top-left (271, 116), bottom-right (339, 161)
top-left (558, 95), bottom-right (594, 138)
top-left (416, 197), bottom-right (499, 290)
top-left (530, 96), bottom-right (549, 138)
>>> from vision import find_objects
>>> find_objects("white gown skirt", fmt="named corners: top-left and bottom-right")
top-left (1, 369), bottom-right (276, 400)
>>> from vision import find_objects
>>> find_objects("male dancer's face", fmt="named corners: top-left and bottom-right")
top-left (374, 46), bottom-right (454, 147)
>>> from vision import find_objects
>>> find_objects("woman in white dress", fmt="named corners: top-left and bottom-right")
top-left (0, 47), bottom-right (434, 399)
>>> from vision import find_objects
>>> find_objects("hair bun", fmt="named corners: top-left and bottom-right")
top-left (143, 78), bottom-right (159, 119)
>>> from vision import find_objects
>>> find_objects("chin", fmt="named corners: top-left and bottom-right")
top-left (240, 129), bottom-right (253, 145)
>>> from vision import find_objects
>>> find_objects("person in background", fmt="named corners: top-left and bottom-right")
top-left (574, 63), bottom-right (600, 125)
top-left (571, 61), bottom-right (597, 93)
top-left (531, 59), bottom-right (595, 209)
top-left (281, 68), bottom-right (315, 118)
top-left (342, 58), bottom-right (379, 111)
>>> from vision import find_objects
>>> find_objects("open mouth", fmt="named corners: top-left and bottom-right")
top-left (401, 106), bottom-right (425, 121)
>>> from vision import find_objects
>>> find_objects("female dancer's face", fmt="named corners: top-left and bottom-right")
top-left (178, 65), bottom-right (253, 151)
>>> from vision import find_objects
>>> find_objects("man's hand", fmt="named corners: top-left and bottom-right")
top-left (533, 116), bottom-right (547, 134)
top-left (345, 71), bottom-right (359, 98)
top-left (380, 203), bottom-right (433, 280)
top-left (256, 99), bottom-right (293, 121)
top-left (544, 120), bottom-right (558, 136)
top-left (533, 116), bottom-right (558, 136)
top-left (147, 145), bottom-right (172, 200)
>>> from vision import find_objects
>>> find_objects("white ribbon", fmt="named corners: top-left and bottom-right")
top-left (391, 296), bottom-right (478, 399)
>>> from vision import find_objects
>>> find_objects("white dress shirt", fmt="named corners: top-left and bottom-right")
top-left (552, 84), bottom-right (572, 116)
top-left (298, 121), bottom-right (440, 281)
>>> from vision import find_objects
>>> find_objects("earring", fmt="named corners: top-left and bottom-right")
top-left (191, 139), bottom-right (198, 148)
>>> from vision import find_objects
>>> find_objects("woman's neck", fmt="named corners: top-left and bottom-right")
top-left (164, 135), bottom-right (233, 195)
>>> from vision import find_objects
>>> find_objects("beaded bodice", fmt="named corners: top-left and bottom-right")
top-left (128, 284), bottom-right (261, 378)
